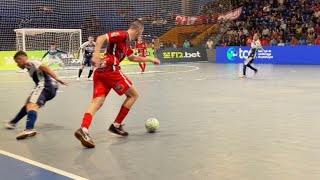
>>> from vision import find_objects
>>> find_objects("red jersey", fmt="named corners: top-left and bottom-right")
top-left (103, 31), bottom-right (134, 69)
top-left (135, 42), bottom-right (147, 57)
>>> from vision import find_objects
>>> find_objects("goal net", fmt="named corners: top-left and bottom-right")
top-left (14, 28), bottom-right (82, 68)
top-left (0, 0), bottom-right (235, 62)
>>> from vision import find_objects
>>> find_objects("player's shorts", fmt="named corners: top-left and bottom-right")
top-left (82, 56), bottom-right (92, 66)
top-left (48, 57), bottom-right (63, 64)
top-left (92, 69), bottom-right (132, 99)
top-left (29, 85), bottom-right (58, 107)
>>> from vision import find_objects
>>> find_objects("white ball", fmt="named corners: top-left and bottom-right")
top-left (145, 118), bottom-right (159, 133)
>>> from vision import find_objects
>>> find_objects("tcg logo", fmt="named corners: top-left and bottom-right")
top-left (227, 47), bottom-right (255, 61)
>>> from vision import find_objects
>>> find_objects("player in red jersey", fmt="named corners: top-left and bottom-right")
top-left (135, 36), bottom-right (147, 73)
top-left (74, 19), bottom-right (161, 148)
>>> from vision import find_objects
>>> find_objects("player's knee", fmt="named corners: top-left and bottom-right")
top-left (128, 92), bottom-right (139, 101)
top-left (26, 103), bottom-right (39, 111)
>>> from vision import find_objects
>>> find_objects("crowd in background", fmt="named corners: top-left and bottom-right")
top-left (214, 0), bottom-right (320, 46)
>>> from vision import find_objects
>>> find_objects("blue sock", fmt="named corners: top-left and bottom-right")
top-left (26, 110), bottom-right (37, 129)
top-left (11, 106), bottom-right (27, 124)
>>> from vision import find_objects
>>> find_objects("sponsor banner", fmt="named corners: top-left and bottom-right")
top-left (175, 7), bottom-right (242, 25)
top-left (216, 46), bottom-right (320, 65)
top-left (0, 48), bottom-right (155, 70)
top-left (156, 47), bottom-right (208, 62)
top-left (217, 7), bottom-right (243, 21)
top-left (0, 51), bottom-right (46, 70)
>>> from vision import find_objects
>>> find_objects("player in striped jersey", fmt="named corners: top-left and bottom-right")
top-left (76, 36), bottom-right (96, 81)
top-left (240, 33), bottom-right (266, 78)
top-left (4, 51), bottom-right (68, 140)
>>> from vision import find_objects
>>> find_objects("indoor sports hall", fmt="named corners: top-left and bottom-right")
top-left (1, 0), bottom-right (320, 180)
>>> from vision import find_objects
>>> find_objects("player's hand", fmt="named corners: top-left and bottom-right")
top-left (56, 79), bottom-right (69, 86)
top-left (151, 58), bottom-right (161, 65)
top-left (93, 55), bottom-right (101, 67)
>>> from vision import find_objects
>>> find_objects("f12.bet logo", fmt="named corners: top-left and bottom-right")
top-left (163, 51), bottom-right (201, 59)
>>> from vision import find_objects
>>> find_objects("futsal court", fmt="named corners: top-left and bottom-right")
top-left (1, 63), bottom-right (320, 180)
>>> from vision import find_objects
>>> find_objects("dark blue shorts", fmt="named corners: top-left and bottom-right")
top-left (82, 56), bottom-right (92, 66)
top-left (29, 85), bottom-right (58, 107)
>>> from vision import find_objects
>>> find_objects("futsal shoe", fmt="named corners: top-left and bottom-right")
top-left (239, 75), bottom-right (246, 78)
top-left (74, 128), bottom-right (95, 148)
top-left (254, 69), bottom-right (259, 76)
top-left (4, 119), bottom-right (16, 129)
top-left (108, 123), bottom-right (129, 136)
top-left (76, 77), bottom-right (80, 82)
top-left (16, 129), bottom-right (37, 140)
top-left (87, 77), bottom-right (93, 81)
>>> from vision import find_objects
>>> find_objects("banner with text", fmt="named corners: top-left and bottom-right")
top-left (156, 47), bottom-right (207, 63)
top-left (216, 46), bottom-right (320, 65)
top-left (217, 7), bottom-right (243, 21)
top-left (0, 48), bottom-right (155, 70)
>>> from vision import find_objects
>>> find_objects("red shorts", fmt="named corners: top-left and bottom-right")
top-left (92, 69), bottom-right (132, 99)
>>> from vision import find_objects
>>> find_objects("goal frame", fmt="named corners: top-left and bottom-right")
top-left (14, 28), bottom-right (82, 52)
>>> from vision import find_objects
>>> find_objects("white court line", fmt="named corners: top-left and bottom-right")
top-left (0, 150), bottom-right (88, 180)
top-left (2, 64), bottom-right (200, 83)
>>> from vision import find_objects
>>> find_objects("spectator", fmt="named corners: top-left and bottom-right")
top-left (270, 38), bottom-right (278, 46)
top-left (173, 42), bottom-right (177, 48)
top-left (278, 39), bottom-right (285, 46)
top-left (262, 26), bottom-right (270, 37)
top-left (206, 38), bottom-right (214, 49)
top-left (315, 23), bottom-right (320, 34)
top-left (307, 32), bottom-right (316, 45)
top-left (298, 37), bottom-right (307, 45)
top-left (285, 39), bottom-right (291, 46)
top-left (315, 35), bottom-right (320, 45)
top-left (183, 40), bottom-right (191, 48)
top-left (246, 37), bottom-right (252, 46)
top-left (290, 36), bottom-right (299, 45)
top-left (261, 36), bottom-right (270, 46)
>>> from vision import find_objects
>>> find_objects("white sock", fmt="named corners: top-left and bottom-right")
top-left (81, 127), bottom-right (89, 133)
top-left (113, 122), bottom-right (120, 128)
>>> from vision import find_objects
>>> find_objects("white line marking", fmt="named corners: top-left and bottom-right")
top-left (1, 64), bottom-right (200, 83)
top-left (0, 150), bottom-right (89, 180)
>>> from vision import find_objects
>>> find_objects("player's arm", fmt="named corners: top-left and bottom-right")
top-left (39, 64), bottom-right (68, 85)
top-left (77, 42), bottom-right (86, 59)
top-left (41, 50), bottom-right (50, 61)
top-left (92, 34), bottom-right (109, 67)
top-left (128, 55), bottom-right (160, 64)
top-left (76, 47), bottom-right (81, 59)
top-left (57, 49), bottom-right (68, 54)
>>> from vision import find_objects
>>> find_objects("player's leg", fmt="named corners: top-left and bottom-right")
top-left (16, 86), bottom-right (58, 140)
top-left (87, 58), bottom-right (94, 80)
top-left (143, 62), bottom-right (146, 72)
top-left (109, 72), bottom-right (137, 136)
top-left (139, 62), bottom-right (144, 72)
top-left (74, 72), bottom-right (110, 148)
top-left (77, 64), bottom-right (85, 81)
top-left (247, 62), bottom-right (258, 74)
top-left (4, 105), bottom-right (27, 129)
top-left (48, 58), bottom-right (55, 67)
top-left (57, 58), bottom-right (66, 70)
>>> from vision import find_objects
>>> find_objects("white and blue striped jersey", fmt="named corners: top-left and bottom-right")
top-left (26, 60), bottom-right (58, 88)
top-left (80, 41), bottom-right (96, 58)
top-left (248, 40), bottom-right (262, 59)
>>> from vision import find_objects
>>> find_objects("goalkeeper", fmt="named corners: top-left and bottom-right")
top-left (41, 43), bottom-right (67, 70)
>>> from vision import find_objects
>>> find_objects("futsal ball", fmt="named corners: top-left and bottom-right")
top-left (145, 118), bottom-right (159, 133)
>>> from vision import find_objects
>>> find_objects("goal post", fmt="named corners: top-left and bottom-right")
top-left (14, 28), bottom-right (82, 68)
top-left (14, 28), bottom-right (82, 52)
